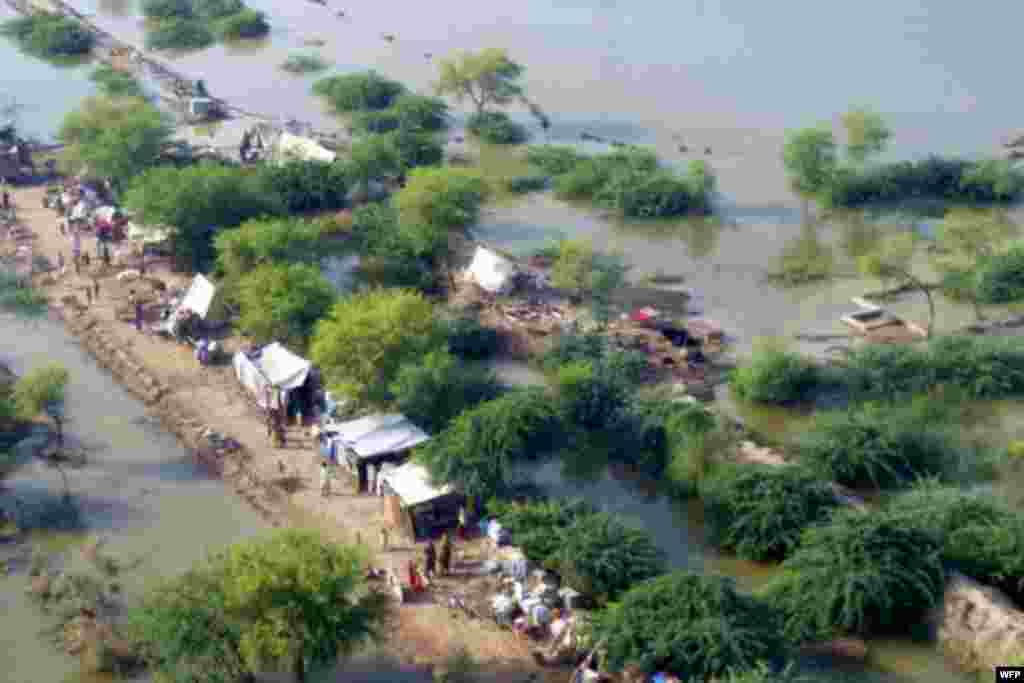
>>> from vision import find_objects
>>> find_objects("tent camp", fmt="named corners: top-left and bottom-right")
top-left (322, 414), bottom-right (429, 492)
top-left (463, 245), bottom-right (518, 294)
top-left (233, 342), bottom-right (314, 411)
top-left (380, 462), bottom-right (461, 540)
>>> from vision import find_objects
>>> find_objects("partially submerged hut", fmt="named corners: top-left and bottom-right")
top-left (380, 461), bottom-right (461, 540)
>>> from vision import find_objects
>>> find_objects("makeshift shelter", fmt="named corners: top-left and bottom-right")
top-left (272, 131), bottom-right (337, 165)
top-left (322, 414), bottom-right (430, 492)
top-left (232, 342), bottom-right (316, 415)
top-left (463, 245), bottom-right (518, 294)
top-left (380, 462), bottom-right (461, 539)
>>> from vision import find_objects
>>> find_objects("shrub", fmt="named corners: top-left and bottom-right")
top-left (702, 464), bottom-right (841, 561)
top-left (214, 217), bottom-right (327, 288)
top-left (632, 398), bottom-right (720, 488)
top-left (386, 128), bottom-right (444, 170)
top-left (975, 244), bottom-right (1024, 304)
top-left (236, 262), bottom-right (336, 350)
top-left (589, 571), bottom-right (787, 678)
top-left (554, 360), bottom-right (632, 431)
top-left (192, 0), bottom-right (243, 19)
top-left (89, 65), bottom-right (144, 98)
top-left (798, 402), bottom-right (960, 489)
top-left (507, 174), bottom-right (549, 194)
top-left (555, 159), bottom-right (611, 199)
top-left (350, 109), bottom-right (402, 134)
top-left (349, 203), bottom-right (436, 291)
top-left (466, 111), bottom-right (528, 144)
top-left (926, 335), bottom-right (1024, 398)
top-left (141, 0), bottom-right (193, 20)
top-left (541, 330), bottom-right (608, 371)
top-left (730, 339), bottom-right (819, 404)
top-left (214, 9), bottom-right (269, 39)
top-left (280, 53), bottom-right (329, 74)
top-left (312, 71), bottom-right (406, 112)
top-left (526, 145), bottom-right (584, 176)
top-left (551, 512), bottom-right (665, 602)
top-left (390, 93), bottom-right (449, 131)
top-left (762, 508), bottom-right (945, 642)
top-left (390, 350), bottom-right (501, 433)
top-left (445, 315), bottom-right (499, 359)
top-left (415, 389), bottom-right (562, 498)
top-left (486, 498), bottom-right (595, 562)
top-left (597, 169), bottom-right (696, 218)
top-left (145, 17), bottom-right (214, 50)
top-left (1, 12), bottom-right (94, 58)
top-left (257, 159), bottom-right (349, 212)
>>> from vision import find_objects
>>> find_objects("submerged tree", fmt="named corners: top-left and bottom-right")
top-left (934, 208), bottom-right (1018, 320)
top-left (840, 106), bottom-right (891, 165)
top-left (858, 232), bottom-right (934, 337)
top-left (781, 126), bottom-right (837, 207)
top-left (435, 48), bottom-right (525, 115)
top-left (13, 364), bottom-right (69, 449)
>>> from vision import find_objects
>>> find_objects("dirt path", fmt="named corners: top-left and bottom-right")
top-left (7, 184), bottom-right (562, 681)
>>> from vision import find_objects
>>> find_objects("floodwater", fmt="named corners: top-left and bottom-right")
top-left (0, 314), bottom-right (268, 683)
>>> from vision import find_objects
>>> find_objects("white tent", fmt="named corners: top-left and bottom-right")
top-left (232, 342), bottom-right (312, 408)
top-left (274, 131), bottom-right (337, 165)
top-left (325, 414), bottom-right (429, 460)
top-left (463, 245), bottom-right (517, 294)
top-left (380, 462), bottom-right (453, 508)
top-left (178, 274), bottom-right (216, 319)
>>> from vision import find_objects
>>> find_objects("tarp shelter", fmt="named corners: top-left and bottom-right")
top-left (323, 414), bottom-right (430, 492)
top-left (178, 273), bottom-right (217, 319)
top-left (273, 131), bottom-right (337, 165)
top-left (232, 342), bottom-right (313, 410)
top-left (464, 245), bottom-right (518, 294)
top-left (380, 462), bottom-right (461, 540)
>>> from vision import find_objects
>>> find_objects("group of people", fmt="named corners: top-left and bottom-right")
top-left (406, 531), bottom-right (454, 592)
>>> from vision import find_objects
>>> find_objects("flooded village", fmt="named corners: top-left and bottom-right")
top-left (5, 0), bottom-right (1024, 682)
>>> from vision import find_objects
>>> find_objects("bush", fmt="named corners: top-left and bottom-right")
top-left (762, 508), bottom-right (945, 641)
top-left (236, 262), bottom-right (336, 350)
top-left (257, 159), bottom-right (349, 213)
top-left (526, 145), bottom-right (584, 176)
top-left (1, 13), bottom-right (94, 59)
top-left (141, 0), bottom-right (193, 20)
top-left (487, 498), bottom-right (595, 562)
top-left (145, 17), bottom-right (214, 50)
top-left (390, 350), bottom-right (501, 433)
top-left (555, 159), bottom-right (611, 199)
top-left (507, 174), bottom-right (549, 194)
top-left (280, 53), bottom-right (329, 74)
top-left (390, 93), bottom-right (448, 131)
top-left (730, 339), bottom-right (819, 404)
top-left (312, 71), bottom-right (406, 112)
top-left (350, 109), bottom-right (402, 134)
top-left (214, 217), bottom-right (328, 289)
top-left (552, 512), bottom-right (665, 602)
top-left (702, 464), bottom-right (841, 561)
top-left (466, 111), bottom-right (528, 144)
top-left (589, 571), bottom-right (787, 678)
top-left (445, 315), bottom-right (499, 359)
top-left (554, 360), bottom-right (632, 431)
top-left (798, 402), bottom-right (960, 489)
top-left (975, 244), bottom-right (1024, 304)
top-left (597, 169), bottom-right (696, 218)
top-left (192, 0), bottom-right (243, 19)
top-left (89, 65), bottom-right (144, 97)
top-left (415, 389), bottom-right (562, 498)
top-left (214, 9), bottom-right (269, 39)
top-left (386, 128), bottom-right (444, 170)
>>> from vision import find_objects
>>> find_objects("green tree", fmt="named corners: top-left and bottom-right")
top-left (310, 288), bottom-right (440, 402)
top-left (858, 232), bottom-right (934, 337)
top-left (395, 166), bottom-right (488, 231)
top-left (550, 238), bottom-right (595, 302)
top-left (390, 93), bottom-right (449, 131)
top-left (58, 96), bottom-right (172, 188)
top-left (487, 498), bottom-right (595, 564)
top-left (0, 271), bottom-right (48, 319)
top-left (781, 126), bottom-right (837, 202)
top-left (1, 12), bottom-right (94, 59)
top-left (312, 71), bottom-right (406, 113)
top-left (390, 349), bottom-right (501, 433)
top-left (222, 531), bottom-right (388, 682)
top-left (13, 364), bottom-right (69, 448)
top-left (124, 162), bottom-right (282, 272)
top-left (934, 208), bottom-right (1018, 319)
top-left (840, 106), bottom-right (891, 165)
top-left (214, 217), bottom-right (330, 297)
top-left (350, 203), bottom-right (438, 290)
top-left (89, 64), bottom-right (144, 98)
top-left (416, 389), bottom-right (561, 498)
top-left (554, 360), bottom-right (632, 431)
top-left (256, 159), bottom-right (349, 213)
top-left (588, 571), bottom-right (786, 678)
top-left (129, 563), bottom-right (251, 683)
top-left (236, 263), bottom-right (335, 351)
top-left (763, 508), bottom-right (945, 642)
top-left (730, 338), bottom-right (820, 404)
top-left (346, 134), bottom-right (402, 187)
top-left (434, 48), bottom-right (525, 115)
top-left (702, 464), bottom-right (841, 561)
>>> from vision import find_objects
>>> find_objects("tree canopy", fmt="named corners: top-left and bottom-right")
top-left (58, 96), bottom-right (172, 186)
top-left (13, 364), bottom-right (69, 446)
top-left (781, 126), bottom-right (837, 200)
top-left (236, 263), bottom-right (335, 351)
top-left (730, 338), bottom-right (820, 405)
top-left (310, 288), bottom-right (440, 402)
top-left (390, 349), bottom-right (501, 433)
top-left (858, 232), bottom-right (934, 337)
top-left (214, 217), bottom-right (329, 289)
top-left (1, 12), bottom-right (94, 60)
top-left (124, 162), bottom-right (282, 271)
top-left (395, 167), bottom-right (489, 231)
top-left (435, 48), bottom-right (525, 114)
top-left (312, 71), bottom-right (406, 113)
top-left (840, 106), bottom-right (891, 165)
top-left (588, 571), bottom-right (787, 678)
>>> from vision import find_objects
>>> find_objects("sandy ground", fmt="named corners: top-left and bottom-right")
top-left (6, 183), bottom-right (569, 682)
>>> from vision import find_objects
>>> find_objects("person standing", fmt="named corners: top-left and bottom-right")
top-left (134, 293), bottom-right (144, 332)
top-left (439, 531), bottom-right (452, 576)
top-left (378, 526), bottom-right (389, 552)
top-left (457, 505), bottom-right (467, 540)
top-left (320, 461), bottom-right (331, 498)
top-left (71, 228), bottom-right (82, 275)
top-left (424, 539), bottom-right (437, 578)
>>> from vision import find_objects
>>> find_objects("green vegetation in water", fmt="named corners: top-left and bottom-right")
top-left (527, 144), bottom-right (716, 218)
top-left (141, 0), bottom-right (267, 50)
top-left (89, 64), bottom-right (144, 98)
top-left (280, 53), bottom-right (330, 75)
top-left (390, 349), bottom-right (501, 434)
top-left (467, 110), bottom-right (528, 144)
top-left (0, 12), bottom-right (93, 62)
top-left (730, 338), bottom-right (820, 405)
top-left (767, 227), bottom-right (836, 287)
top-left (762, 507), bottom-right (945, 643)
top-left (0, 270), bottom-right (49, 319)
top-left (506, 173), bottom-right (549, 194)
top-left (312, 70), bottom-right (407, 113)
top-left (702, 463), bottom-right (842, 561)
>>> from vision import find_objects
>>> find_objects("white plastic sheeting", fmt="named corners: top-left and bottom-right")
top-left (463, 245), bottom-right (517, 294)
top-left (127, 222), bottom-right (172, 245)
top-left (327, 414), bottom-right (429, 459)
top-left (178, 274), bottom-right (216, 319)
top-left (274, 131), bottom-right (336, 164)
top-left (232, 342), bottom-right (312, 407)
top-left (380, 461), bottom-right (452, 508)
